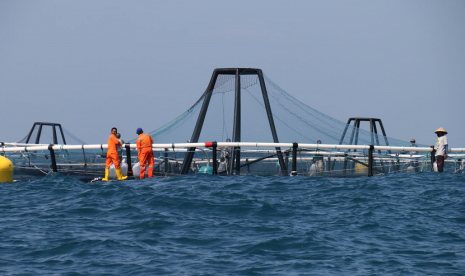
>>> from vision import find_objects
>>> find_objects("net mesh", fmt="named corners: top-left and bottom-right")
top-left (4, 69), bottom-right (463, 179)
top-left (142, 70), bottom-right (415, 147)
top-left (4, 145), bottom-right (463, 180)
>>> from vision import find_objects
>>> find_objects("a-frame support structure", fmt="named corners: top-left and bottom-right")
top-left (339, 117), bottom-right (392, 174)
top-left (25, 122), bottom-right (67, 145)
top-left (180, 68), bottom-right (288, 175)
top-left (339, 118), bottom-right (390, 147)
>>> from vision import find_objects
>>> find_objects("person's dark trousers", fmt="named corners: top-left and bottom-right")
top-left (436, 155), bottom-right (445, 172)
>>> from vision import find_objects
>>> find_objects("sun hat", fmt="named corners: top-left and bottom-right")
top-left (434, 127), bottom-right (447, 134)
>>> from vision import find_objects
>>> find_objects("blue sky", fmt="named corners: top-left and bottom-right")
top-left (1, 0), bottom-right (464, 146)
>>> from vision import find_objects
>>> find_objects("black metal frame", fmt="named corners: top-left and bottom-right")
top-left (25, 122), bottom-right (67, 145)
top-left (339, 118), bottom-right (390, 148)
top-left (180, 68), bottom-right (287, 175)
top-left (339, 118), bottom-right (391, 176)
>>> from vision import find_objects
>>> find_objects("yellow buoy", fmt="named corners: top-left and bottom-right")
top-left (0, 155), bottom-right (14, 183)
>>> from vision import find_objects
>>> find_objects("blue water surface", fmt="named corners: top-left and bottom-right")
top-left (1, 173), bottom-right (464, 276)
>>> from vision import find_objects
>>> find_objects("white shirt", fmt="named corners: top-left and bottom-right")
top-left (435, 136), bottom-right (448, 156)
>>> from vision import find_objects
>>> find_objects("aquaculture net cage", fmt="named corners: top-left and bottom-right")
top-left (2, 69), bottom-right (464, 180)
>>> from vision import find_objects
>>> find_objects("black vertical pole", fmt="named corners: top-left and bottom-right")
top-left (25, 123), bottom-right (38, 144)
top-left (370, 119), bottom-right (374, 146)
top-left (212, 142), bottom-right (217, 175)
top-left (53, 125), bottom-right (58, 145)
top-left (339, 118), bottom-right (352, 145)
top-left (125, 144), bottom-right (133, 176)
top-left (372, 121), bottom-right (380, 146)
top-left (354, 120), bottom-right (361, 150)
top-left (353, 120), bottom-right (362, 175)
top-left (180, 71), bottom-right (219, 174)
top-left (48, 144), bottom-right (57, 172)
top-left (257, 70), bottom-right (287, 175)
top-left (230, 69), bottom-right (241, 175)
top-left (58, 124), bottom-right (67, 145)
top-left (164, 148), bottom-right (169, 173)
top-left (373, 122), bottom-right (386, 173)
top-left (36, 124), bottom-right (43, 144)
top-left (348, 119), bottom-right (358, 145)
top-left (373, 123), bottom-right (381, 145)
top-left (368, 145), bottom-right (374, 177)
top-left (291, 142), bottom-right (298, 176)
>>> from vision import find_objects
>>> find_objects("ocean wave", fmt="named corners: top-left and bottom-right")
top-left (1, 174), bottom-right (464, 275)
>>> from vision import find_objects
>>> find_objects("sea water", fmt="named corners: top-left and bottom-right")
top-left (1, 173), bottom-right (464, 276)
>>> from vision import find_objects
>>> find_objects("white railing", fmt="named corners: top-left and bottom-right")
top-left (1, 142), bottom-right (464, 153)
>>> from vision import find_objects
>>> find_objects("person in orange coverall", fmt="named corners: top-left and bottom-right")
top-left (102, 127), bottom-right (127, 181)
top-left (136, 128), bottom-right (154, 179)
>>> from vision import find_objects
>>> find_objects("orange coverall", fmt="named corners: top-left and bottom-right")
top-left (105, 134), bottom-right (123, 169)
top-left (137, 133), bottom-right (154, 178)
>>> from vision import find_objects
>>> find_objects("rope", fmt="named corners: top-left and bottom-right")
top-left (17, 147), bottom-right (49, 175)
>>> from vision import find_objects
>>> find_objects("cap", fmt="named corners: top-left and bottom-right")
top-left (410, 138), bottom-right (415, 143)
top-left (434, 127), bottom-right (447, 134)
top-left (136, 128), bottom-right (143, 134)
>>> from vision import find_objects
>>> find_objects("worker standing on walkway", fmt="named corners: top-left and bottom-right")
top-left (431, 127), bottom-right (448, 173)
top-left (103, 127), bottom-right (127, 181)
top-left (136, 128), bottom-right (154, 179)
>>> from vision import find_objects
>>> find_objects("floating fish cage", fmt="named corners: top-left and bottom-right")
top-left (2, 68), bottom-right (464, 181)
top-left (1, 142), bottom-right (464, 181)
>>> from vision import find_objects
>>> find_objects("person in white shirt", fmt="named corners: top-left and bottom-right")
top-left (431, 127), bottom-right (448, 173)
